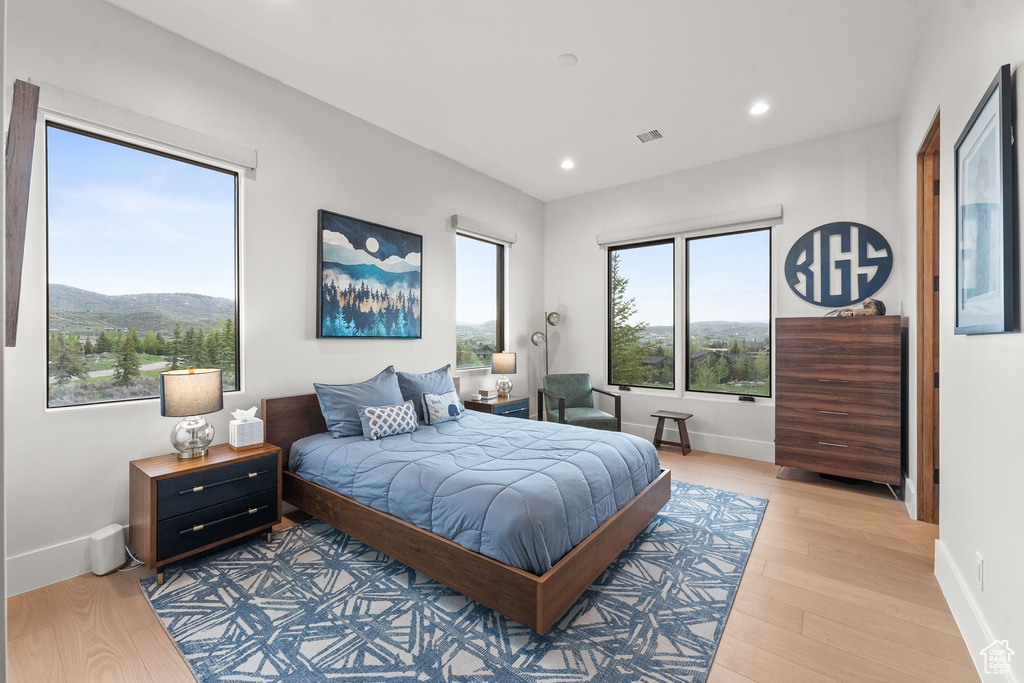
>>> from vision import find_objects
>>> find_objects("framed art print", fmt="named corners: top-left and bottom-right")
top-left (317, 210), bottom-right (422, 338)
top-left (954, 63), bottom-right (1018, 335)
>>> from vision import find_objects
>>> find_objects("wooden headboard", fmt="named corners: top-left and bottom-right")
top-left (261, 376), bottom-right (460, 472)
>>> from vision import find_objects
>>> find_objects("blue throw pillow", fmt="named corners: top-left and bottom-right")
top-left (397, 364), bottom-right (462, 423)
top-left (314, 366), bottom-right (405, 438)
top-left (422, 391), bottom-right (463, 425)
top-left (357, 400), bottom-right (418, 440)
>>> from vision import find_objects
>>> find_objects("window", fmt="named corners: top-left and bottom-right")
top-left (608, 240), bottom-right (675, 389)
top-left (686, 228), bottom-right (771, 396)
top-left (455, 234), bottom-right (505, 369)
top-left (46, 123), bottom-right (239, 408)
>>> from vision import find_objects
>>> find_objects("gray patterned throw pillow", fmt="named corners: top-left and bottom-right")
top-left (357, 400), bottom-right (418, 440)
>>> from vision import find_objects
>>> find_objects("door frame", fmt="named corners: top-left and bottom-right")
top-left (916, 113), bottom-right (940, 524)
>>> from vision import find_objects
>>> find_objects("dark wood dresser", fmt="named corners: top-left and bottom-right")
top-left (775, 316), bottom-right (904, 486)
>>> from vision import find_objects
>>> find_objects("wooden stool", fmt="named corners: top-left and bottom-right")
top-left (651, 410), bottom-right (693, 454)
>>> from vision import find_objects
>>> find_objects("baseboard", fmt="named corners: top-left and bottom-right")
top-left (7, 534), bottom-right (93, 595)
top-left (934, 539), bottom-right (1017, 682)
top-left (903, 475), bottom-right (917, 520)
top-left (621, 420), bottom-right (774, 462)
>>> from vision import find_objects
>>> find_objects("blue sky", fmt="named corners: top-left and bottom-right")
top-left (47, 126), bottom-right (237, 299)
top-left (617, 229), bottom-right (770, 325)
top-left (456, 235), bottom-right (498, 323)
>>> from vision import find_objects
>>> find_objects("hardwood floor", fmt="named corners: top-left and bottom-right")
top-left (6, 449), bottom-right (980, 682)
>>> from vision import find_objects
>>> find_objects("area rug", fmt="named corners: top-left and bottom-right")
top-left (141, 481), bottom-right (767, 682)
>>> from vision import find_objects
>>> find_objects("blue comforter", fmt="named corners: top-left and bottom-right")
top-left (290, 411), bottom-right (661, 575)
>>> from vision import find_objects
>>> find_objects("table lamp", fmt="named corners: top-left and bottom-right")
top-left (491, 352), bottom-right (517, 399)
top-left (159, 367), bottom-right (223, 459)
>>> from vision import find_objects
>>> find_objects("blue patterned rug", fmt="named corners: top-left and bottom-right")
top-left (141, 481), bottom-right (766, 682)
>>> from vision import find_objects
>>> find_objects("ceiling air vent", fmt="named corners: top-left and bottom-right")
top-left (636, 129), bottom-right (663, 143)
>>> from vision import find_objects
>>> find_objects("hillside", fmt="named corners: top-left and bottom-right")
top-left (48, 284), bottom-right (235, 334)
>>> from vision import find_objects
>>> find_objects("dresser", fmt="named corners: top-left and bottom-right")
top-left (129, 443), bottom-right (282, 584)
top-left (775, 316), bottom-right (904, 486)
top-left (463, 395), bottom-right (530, 419)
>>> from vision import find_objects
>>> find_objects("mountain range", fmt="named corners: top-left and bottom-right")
top-left (48, 284), bottom-right (235, 334)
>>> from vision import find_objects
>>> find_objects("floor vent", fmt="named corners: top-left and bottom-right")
top-left (636, 129), bottom-right (664, 143)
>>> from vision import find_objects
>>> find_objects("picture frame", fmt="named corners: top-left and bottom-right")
top-left (954, 63), bottom-right (1018, 335)
top-left (317, 210), bottom-right (422, 339)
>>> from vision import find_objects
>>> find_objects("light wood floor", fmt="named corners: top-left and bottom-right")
top-left (7, 450), bottom-right (980, 682)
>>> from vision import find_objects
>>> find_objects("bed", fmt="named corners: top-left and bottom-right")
top-left (262, 391), bottom-right (670, 634)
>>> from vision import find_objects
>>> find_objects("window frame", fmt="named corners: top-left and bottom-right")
top-left (454, 232), bottom-right (506, 370)
top-left (684, 226), bottom-right (772, 398)
top-left (606, 238), bottom-right (677, 391)
top-left (44, 119), bottom-right (241, 409)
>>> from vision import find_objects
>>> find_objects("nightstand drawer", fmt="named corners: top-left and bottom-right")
top-left (493, 401), bottom-right (529, 419)
top-left (156, 488), bottom-right (279, 562)
top-left (156, 454), bottom-right (277, 520)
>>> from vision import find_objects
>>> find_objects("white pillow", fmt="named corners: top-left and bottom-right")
top-left (422, 391), bottom-right (463, 425)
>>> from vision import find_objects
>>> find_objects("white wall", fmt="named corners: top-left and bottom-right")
top-left (3, 0), bottom-right (544, 594)
top-left (898, 1), bottom-right (1024, 678)
top-left (543, 123), bottom-right (901, 460)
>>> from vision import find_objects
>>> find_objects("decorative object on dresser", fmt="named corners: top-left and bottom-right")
top-left (530, 310), bottom-right (562, 375)
top-left (954, 63), bottom-right (1017, 335)
top-left (159, 367), bottom-right (223, 459)
top-left (228, 406), bottom-right (263, 450)
top-left (490, 351), bottom-right (516, 398)
top-left (317, 209), bottom-right (422, 339)
top-left (464, 394), bottom-right (529, 419)
top-left (784, 222), bottom-right (893, 308)
top-left (775, 316), bottom-right (905, 497)
top-left (128, 442), bottom-right (282, 585)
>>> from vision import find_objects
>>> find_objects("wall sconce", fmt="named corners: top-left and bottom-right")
top-left (530, 311), bottom-right (562, 376)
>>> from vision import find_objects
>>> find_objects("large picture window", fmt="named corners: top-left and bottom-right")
top-left (46, 123), bottom-right (239, 408)
top-left (455, 234), bottom-right (505, 369)
top-left (686, 228), bottom-right (771, 396)
top-left (608, 240), bottom-right (675, 389)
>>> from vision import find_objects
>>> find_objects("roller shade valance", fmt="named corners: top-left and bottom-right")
top-left (596, 204), bottom-right (783, 247)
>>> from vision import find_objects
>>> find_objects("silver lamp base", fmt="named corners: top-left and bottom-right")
top-left (496, 375), bottom-right (513, 399)
top-left (170, 415), bottom-right (215, 459)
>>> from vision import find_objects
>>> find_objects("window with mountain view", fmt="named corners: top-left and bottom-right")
top-left (686, 228), bottom-right (771, 396)
top-left (46, 123), bottom-right (239, 408)
top-left (608, 240), bottom-right (675, 389)
top-left (455, 234), bottom-right (504, 370)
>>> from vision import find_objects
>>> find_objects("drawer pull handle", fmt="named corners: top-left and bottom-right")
top-left (818, 410), bottom-right (849, 416)
top-left (819, 441), bottom-right (848, 448)
top-left (178, 505), bottom-right (269, 535)
top-left (178, 470), bottom-right (268, 495)
top-left (817, 379), bottom-right (849, 384)
top-left (817, 347), bottom-right (850, 352)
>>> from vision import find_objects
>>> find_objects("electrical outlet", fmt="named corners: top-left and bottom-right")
top-left (976, 552), bottom-right (985, 591)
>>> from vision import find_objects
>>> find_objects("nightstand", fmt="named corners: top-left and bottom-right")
top-left (464, 395), bottom-right (530, 419)
top-left (129, 442), bottom-right (282, 584)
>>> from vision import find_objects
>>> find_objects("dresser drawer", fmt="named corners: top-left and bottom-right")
top-left (775, 406), bottom-right (898, 447)
top-left (776, 378), bottom-right (899, 417)
top-left (156, 488), bottom-right (278, 562)
top-left (775, 436), bottom-right (900, 484)
top-left (156, 454), bottom-right (278, 520)
top-left (492, 401), bottom-right (529, 419)
top-left (776, 351), bottom-right (899, 383)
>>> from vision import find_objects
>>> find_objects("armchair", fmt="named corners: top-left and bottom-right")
top-left (537, 373), bottom-right (621, 432)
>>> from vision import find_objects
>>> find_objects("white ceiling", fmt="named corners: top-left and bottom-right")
top-left (104, 0), bottom-right (934, 202)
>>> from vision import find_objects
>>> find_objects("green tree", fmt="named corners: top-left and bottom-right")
top-left (609, 252), bottom-right (654, 385)
top-left (754, 349), bottom-right (770, 381)
top-left (219, 319), bottom-right (236, 369)
top-left (182, 326), bottom-right (206, 367)
top-left (95, 330), bottom-right (114, 353)
top-left (49, 331), bottom-right (89, 386)
top-left (168, 323), bottom-right (184, 369)
top-left (691, 354), bottom-right (729, 391)
top-left (141, 331), bottom-right (165, 356)
top-left (83, 338), bottom-right (94, 355)
top-left (112, 334), bottom-right (141, 386)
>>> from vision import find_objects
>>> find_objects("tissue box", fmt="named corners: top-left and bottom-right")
top-left (229, 418), bottom-right (264, 450)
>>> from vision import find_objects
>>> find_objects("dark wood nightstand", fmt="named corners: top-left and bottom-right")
top-left (129, 442), bottom-right (282, 584)
top-left (464, 395), bottom-right (530, 419)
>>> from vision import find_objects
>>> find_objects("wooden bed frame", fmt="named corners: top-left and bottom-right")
top-left (262, 393), bottom-right (671, 634)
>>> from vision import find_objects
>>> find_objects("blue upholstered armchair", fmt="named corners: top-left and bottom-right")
top-left (537, 373), bottom-right (621, 432)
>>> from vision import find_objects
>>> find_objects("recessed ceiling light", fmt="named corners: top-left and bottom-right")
top-left (556, 54), bottom-right (578, 68)
top-left (750, 101), bottom-right (771, 116)
top-left (561, 159), bottom-right (575, 170)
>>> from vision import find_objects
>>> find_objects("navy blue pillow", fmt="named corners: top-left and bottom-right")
top-left (397, 364), bottom-right (462, 423)
top-left (314, 366), bottom-right (405, 438)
